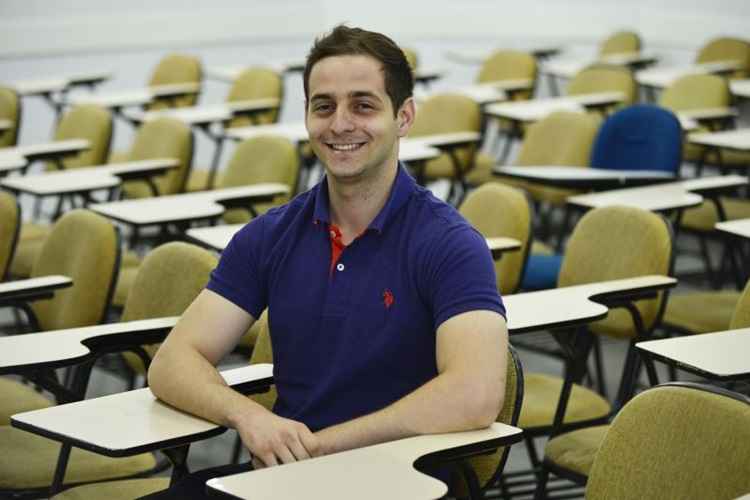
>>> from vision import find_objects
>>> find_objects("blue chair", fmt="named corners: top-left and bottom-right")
top-left (521, 105), bottom-right (682, 290)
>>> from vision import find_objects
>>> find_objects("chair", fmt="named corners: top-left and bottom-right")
top-left (598, 31), bottom-right (641, 56)
top-left (585, 383), bottom-right (750, 500)
top-left (402, 47), bottom-right (419, 71)
top-left (521, 105), bottom-right (681, 291)
top-left (695, 36), bottom-right (750, 80)
top-left (408, 93), bottom-right (481, 202)
top-left (520, 205), bottom-right (673, 494)
top-left (119, 117), bottom-right (195, 200)
top-left (477, 50), bottom-right (537, 100)
top-left (458, 183), bottom-right (532, 294)
top-left (186, 67), bottom-right (284, 192)
top-left (0, 192), bottom-right (20, 280)
top-left (8, 104), bottom-right (114, 279)
top-left (145, 53), bottom-right (202, 110)
top-left (0, 86), bottom-right (21, 147)
top-left (566, 66), bottom-right (637, 106)
top-left (1, 209), bottom-right (120, 424)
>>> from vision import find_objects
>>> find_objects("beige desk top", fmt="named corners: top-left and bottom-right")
top-left (493, 165), bottom-right (674, 189)
top-left (0, 150), bottom-right (28, 174)
top-left (6, 139), bottom-right (90, 162)
top-left (11, 364), bottom-right (274, 456)
top-left (208, 422), bottom-right (522, 500)
top-left (9, 78), bottom-right (68, 96)
top-left (90, 183), bottom-right (289, 226)
top-left (443, 45), bottom-right (562, 65)
top-left (636, 60), bottom-right (742, 89)
top-left (69, 83), bottom-right (201, 109)
top-left (0, 317), bottom-right (177, 374)
top-left (689, 128), bottom-right (750, 152)
top-left (407, 131), bottom-right (481, 149)
top-left (542, 52), bottom-right (658, 79)
top-left (678, 107), bottom-right (738, 124)
top-left (0, 275), bottom-right (72, 302)
top-left (636, 328), bottom-right (750, 379)
top-left (0, 159), bottom-right (178, 196)
top-left (484, 92), bottom-right (624, 123)
top-left (397, 141), bottom-right (442, 164)
top-left (125, 98), bottom-right (280, 126)
top-left (65, 71), bottom-right (112, 87)
top-left (716, 218), bottom-right (750, 239)
top-left (416, 83), bottom-right (508, 105)
top-left (225, 122), bottom-right (310, 143)
top-left (730, 79), bottom-right (750, 99)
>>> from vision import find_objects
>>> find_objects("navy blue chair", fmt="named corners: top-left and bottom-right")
top-left (521, 105), bottom-right (682, 290)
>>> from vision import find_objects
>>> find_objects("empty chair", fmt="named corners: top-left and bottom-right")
top-left (566, 66), bottom-right (637, 106)
top-left (598, 30), bottom-right (641, 56)
top-left (146, 53), bottom-right (202, 110)
top-left (477, 49), bottom-right (537, 100)
top-left (695, 36), bottom-right (750, 79)
top-left (0, 192), bottom-right (20, 280)
top-left (0, 86), bottom-right (20, 147)
top-left (585, 383), bottom-right (750, 500)
top-left (401, 47), bottom-right (419, 71)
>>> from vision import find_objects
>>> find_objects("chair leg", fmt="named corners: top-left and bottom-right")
top-left (533, 467), bottom-right (550, 500)
top-left (591, 336), bottom-right (607, 399)
top-left (697, 234), bottom-right (718, 288)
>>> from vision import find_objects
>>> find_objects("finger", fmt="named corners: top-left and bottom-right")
top-left (288, 438), bottom-right (311, 461)
top-left (260, 452), bottom-right (278, 467)
top-left (251, 456), bottom-right (265, 469)
top-left (275, 444), bottom-right (297, 465)
top-left (299, 430), bottom-right (321, 457)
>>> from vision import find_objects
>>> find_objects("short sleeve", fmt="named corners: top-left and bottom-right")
top-left (206, 217), bottom-right (268, 319)
top-left (424, 224), bottom-right (506, 329)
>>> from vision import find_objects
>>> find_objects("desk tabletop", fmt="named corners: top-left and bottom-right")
top-left (0, 317), bottom-right (178, 374)
top-left (397, 140), bottom-right (442, 164)
top-left (542, 52), bottom-right (658, 79)
top-left (10, 139), bottom-right (90, 161)
top-left (484, 92), bottom-right (625, 123)
top-left (90, 183), bottom-right (289, 226)
top-left (416, 83), bottom-right (508, 105)
top-left (125, 98), bottom-right (281, 126)
top-left (444, 45), bottom-right (562, 65)
top-left (0, 275), bottom-right (72, 302)
top-left (716, 217), bottom-right (750, 239)
top-left (636, 60), bottom-right (742, 89)
top-left (9, 78), bottom-right (68, 96)
top-left (407, 131), bottom-right (481, 148)
top-left (208, 422), bottom-right (522, 500)
top-left (65, 71), bottom-right (112, 87)
top-left (493, 165), bottom-right (674, 189)
top-left (11, 364), bottom-right (274, 457)
top-left (689, 128), bottom-right (750, 151)
top-left (225, 122), bottom-right (309, 143)
top-left (636, 328), bottom-right (750, 380)
top-left (730, 79), bottom-right (750, 99)
top-left (567, 179), bottom-right (702, 211)
top-left (0, 150), bottom-right (27, 174)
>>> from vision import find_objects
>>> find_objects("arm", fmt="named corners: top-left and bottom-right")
top-left (315, 309), bottom-right (508, 455)
top-left (148, 289), bottom-right (319, 466)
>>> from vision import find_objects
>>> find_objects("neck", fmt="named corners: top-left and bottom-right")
top-left (327, 161), bottom-right (398, 245)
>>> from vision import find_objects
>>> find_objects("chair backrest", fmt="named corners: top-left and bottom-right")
top-left (566, 66), bottom-right (637, 105)
top-left (459, 183), bottom-right (532, 294)
top-left (226, 67), bottom-right (283, 127)
top-left (586, 383), bottom-right (750, 500)
top-left (30, 210), bottom-right (120, 331)
top-left (599, 30), bottom-right (641, 56)
top-left (0, 192), bottom-right (20, 280)
top-left (147, 53), bottom-right (202, 109)
top-left (589, 104), bottom-right (682, 174)
top-left (248, 309), bottom-right (276, 411)
top-left (50, 104), bottom-right (113, 170)
top-left (409, 93), bottom-right (481, 178)
top-left (126, 117), bottom-right (194, 197)
top-left (558, 205), bottom-right (673, 339)
top-left (401, 47), bottom-right (418, 71)
top-left (696, 37), bottom-right (750, 79)
top-left (451, 345), bottom-right (524, 496)
top-left (477, 50), bottom-right (537, 100)
top-left (517, 111), bottom-right (601, 166)
top-left (219, 135), bottom-right (299, 223)
top-left (0, 86), bottom-right (20, 147)
top-left (120, 241), bottom-right (218, 373)
top-left (658, 73), bottom-right (730, 111)
top-left (729, 278), bottom-right (750, 329)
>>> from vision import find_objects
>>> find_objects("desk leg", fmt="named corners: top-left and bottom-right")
top-left (205, 128), bottom-right (226, 191)
top-left (164, 445), bottom-right (192, 485)
top-left (50, 443), bottom-right (73, 495)
top-left (642, 353), bottom-right (660, 387)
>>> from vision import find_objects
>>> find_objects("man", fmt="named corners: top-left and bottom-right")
top-left (145, 25), bottom-right (507, 498)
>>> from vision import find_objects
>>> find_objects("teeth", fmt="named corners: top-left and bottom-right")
top-left (329, 143), bottom-right (362, 151)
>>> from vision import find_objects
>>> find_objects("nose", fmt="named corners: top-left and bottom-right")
top-left (330, 107), bottom-right (355, 135)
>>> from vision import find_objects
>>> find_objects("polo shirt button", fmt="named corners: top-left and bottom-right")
top-left (330, 230), bottom-right (336, 237)
top-left (336, 263), bottom-right (345, 272)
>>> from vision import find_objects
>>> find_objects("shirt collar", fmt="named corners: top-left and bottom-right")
top-left (312, 163), bottom-right (416, 234)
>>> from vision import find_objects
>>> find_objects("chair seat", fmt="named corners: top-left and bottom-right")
top-left (680, 197), bottom-right (750, 232)
top-left (0, 377), bottom-right (53, 425)
top-left (52, 477), bottom-right (170, 500)
top-left (662, 291), bottom-right (741, 334)
top-left (9, 237), bottom-right (46, 278)
top-left (464, 152), bottom-right (497, 186)
top-left (113, 266), bottom-right (140, 308)
top-left (186, 168), bottom-right (213, 193)
top-left (520, 254), bottom-right (563, 290)
top-left (0, 427), bottom-right (156, 489)
top-left (525, 183), bottom-right (582, 207)
top-left (544, 424), bottom-right (609, 478)
top-left (519, 373), bottom-right (611, 430)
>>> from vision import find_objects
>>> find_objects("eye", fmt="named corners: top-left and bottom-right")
top-left (355, 101), bottom-right (375, 112)
top-left (312, 103), bottom-right (333, 114)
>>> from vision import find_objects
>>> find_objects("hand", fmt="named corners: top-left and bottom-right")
top-left (233, 409), bottom-right (320, 468)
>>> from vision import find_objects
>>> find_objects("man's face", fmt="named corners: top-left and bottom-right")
top-left (305, 54), bottom-right (413, 183)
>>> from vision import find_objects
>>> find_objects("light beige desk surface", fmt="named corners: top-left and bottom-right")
top-left (208, 422), bottom-right (522, 500)
top-left (206, 64), bottom-right (293, 82)
top-left (636, 328), bottom-right (750, 378)
top-left (443, 45), bottom-right (562, 65)
top-left (0, 150), bottom-right (27, 173)
top-left (12, 364), bottom-right (273, 454)
top-left (493, 165), bottom-right (674, 184)
top-left (689, 128), bottom-right (750, 151)
top-left (124, 98), bottom-right (280, 125)
top-left (0, 275), bottom-right (72, 298)
top-left (730, 79), bottom-right (750, 99)
top-left (542, 52), bottom-right (658, 79)
top-left (397, 140), bottom-right (441, 164)
top-left (0, 317), bottom-right (177, 370)
top-left (407, 131), bottom-right (481, 148)
top-left (635, 61), bottom-right (742, 89)
top-left (484, 92), bottom-right (624, 123)
top-left (0, 159), bottom-right (177, 196)
top-left (69, 83), bottom-right (201, 109)
top-left (65, 71), bottom-right (112, 87)
top-left (678, 107), bottom-right (738, 124)
top-left (5, 139), bottom-right (90, 161)
top-left (716, 218), bottom-right (750, 239)
top-left (225, 122), bottom-right (309, 143)
top-left (9, 78), bottom-right (67, 96)
top-left (90, 183), bottom-right (289, 225)
top-left (415, 83), bottom-right (508, 105)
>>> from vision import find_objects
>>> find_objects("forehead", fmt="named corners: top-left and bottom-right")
top-left (308, 54), bottom-right (387, 98)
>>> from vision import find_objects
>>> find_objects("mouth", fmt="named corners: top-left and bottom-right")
top-left (325, 142), bottom-right (366, 152)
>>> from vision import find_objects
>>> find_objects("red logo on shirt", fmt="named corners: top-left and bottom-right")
top-left (383, 289), bottom-right (394, 309)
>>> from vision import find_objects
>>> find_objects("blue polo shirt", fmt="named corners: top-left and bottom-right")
top-left (207, 165), bottom-right (505, 432)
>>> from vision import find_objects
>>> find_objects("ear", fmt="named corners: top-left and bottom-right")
top-left (396, 97), bottom-right (416, 137)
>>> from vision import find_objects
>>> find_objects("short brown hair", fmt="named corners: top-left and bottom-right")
top-left (303, 25), bottom-right (414, 115)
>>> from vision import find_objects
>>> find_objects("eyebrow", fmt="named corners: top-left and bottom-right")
top-left (309, 90), bottom-right (383, 103)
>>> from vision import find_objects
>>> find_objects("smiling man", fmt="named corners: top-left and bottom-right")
top-left (143, 25), bottom-right (508, 499)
